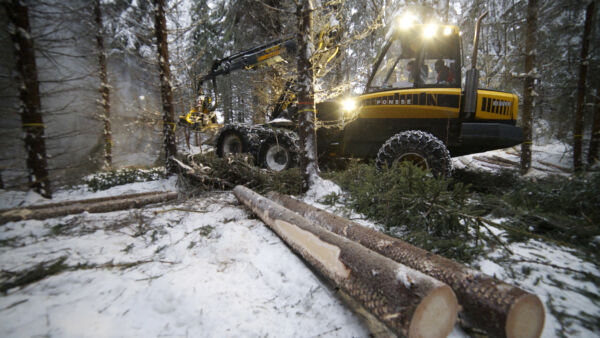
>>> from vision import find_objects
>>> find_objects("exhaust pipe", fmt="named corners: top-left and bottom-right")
top-left (463, 11), bottom-right (488, 120)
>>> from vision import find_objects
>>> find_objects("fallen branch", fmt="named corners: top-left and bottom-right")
top-left (235, 186), bottom-right (458, 338)
top-left (0, 256), bottom-right (68, 294)
top-left (0, 192), bottom-right (179, 224)
top-left (1, 257), bottom-right (177, 294)
top-left (267, 192), bottom-right (545, 338)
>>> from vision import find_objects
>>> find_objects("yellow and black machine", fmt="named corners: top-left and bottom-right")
top-left (314, 11), bottom-right (523, 175)
top-left (178, 37), bottom-right (298, 132)
top-left (202, 12), bottom-right (523, 175)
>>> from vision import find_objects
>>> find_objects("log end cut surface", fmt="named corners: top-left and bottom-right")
top-left (505, 293), bottom-right (545, 338)
top-left (408, 284), bottom-right (458, 338)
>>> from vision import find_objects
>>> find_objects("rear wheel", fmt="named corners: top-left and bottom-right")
top-left (376, 130), bottom-right (452, 177)
top-left (259, 137), bottom-right (295, 171)
top-left (217, 132), bottom-right (247, 157)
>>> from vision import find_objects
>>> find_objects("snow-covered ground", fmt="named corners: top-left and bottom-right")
top-left (1, 142), bottom-right (598, 337)
top-left (0, 185), bottom-right (369, 337)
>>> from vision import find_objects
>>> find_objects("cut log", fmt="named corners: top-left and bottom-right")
top-left (537, 160), bottom-right (572, 173)
top-left (490, 155), bottom-right (520, 166)
top-left (0, 191), bottom-right (178, 224)
top-left (473, 156), bottom-right (516, 168)
top-left (234, 186), bottom-right (458, 338)
top-left (0, 191), bottom-right (171, 212)
top-left (267, 192), bottom-right (545, 338)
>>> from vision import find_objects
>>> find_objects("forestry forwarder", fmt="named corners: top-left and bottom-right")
top-left (189, 12), bottom-right (523, 176)
top-left (179, 37), bottom-right (298, 131)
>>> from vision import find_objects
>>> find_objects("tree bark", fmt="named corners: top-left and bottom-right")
top-left (0, 191), bottom-right (178, 224)
top-left (267, 192), bottom-right (545, 338)
top-left (4, 0), bottom-right (52, 198)
top-left (588, 87), bottom-right (600, 165)
top-left (574, 1), bottom-right (595, 171)
top-left (234, 186), bottom-right (458, 337)
top-left (93, 0), bottom-right (112, 169)
top-left (296, 0), bottom-right (320, 190)
top-left (153, 0), bottom-right (177, 175)
top-left (520, 0), bottom-right (538, 174)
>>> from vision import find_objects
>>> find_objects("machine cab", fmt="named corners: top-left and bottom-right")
top-left (366, 24), bottom-right (462, 92)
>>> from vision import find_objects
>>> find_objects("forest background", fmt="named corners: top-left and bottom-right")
top-left (1, 0), bottom-right (598, 192)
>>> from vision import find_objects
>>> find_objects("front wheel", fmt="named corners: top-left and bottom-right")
top-left (375, 130), bottom-right (452, 177)
top-left (259, 137), bottom-right (295, 171)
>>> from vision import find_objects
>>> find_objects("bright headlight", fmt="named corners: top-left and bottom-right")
top-left (398, 13), bottom-right (417, 30)
top-left (341, 98), bottom-right (357, 112)
top-left (423, 24), bottom-right (437, 38)
top-left (443, 26), bottom-right (453, 36)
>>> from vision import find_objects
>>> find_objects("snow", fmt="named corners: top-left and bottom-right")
top-left (0, 190), bottom-right (368, 337)
top-left (452, 140), bottom-right (573, 177)
top-left (474, 234), bottom-right (600, 337)
top-left (1, 142), bottom-right (597, 337)
top-left (0, 177), bottom-right (179, 210)
top-left (304, 176), bottom-right (342, 203)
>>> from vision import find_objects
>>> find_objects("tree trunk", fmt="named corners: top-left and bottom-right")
top-left (296, 0), bottom-right (320, 190)
top-left (153, 0), bottom-right (177, 175)
top-left (93, 0), bottom-right (112, 169)
top-left (588, 87), bottom-right (600, 165)
top-left (267, 192), bottom-right (545, 338)
top-left (0, 191), bottom-right (178, 224)
top-left (574, 1), bottom-right (595, 171)
top-left (234, 186), bottom-right (458, 338)
top-left (3, 0), bottom-right (52, 198)
top-left (520, 0), bottom-right (538, 174)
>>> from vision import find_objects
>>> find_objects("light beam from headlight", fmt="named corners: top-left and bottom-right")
top-left (398, 13), bottom-right (417, 30)
top-left (423, 24), bottom-right (437, 38)
top-left (341, 98), bottom-right (356, 112)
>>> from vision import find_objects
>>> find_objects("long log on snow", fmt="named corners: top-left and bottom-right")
top-left (234, 185), bottom-right (458, 338)
top-left (267, 192), bottom-right (545, 338)
top-left (0, 191), bottom-right (172, 212)
top-left (0, 191), bottom-right (178, 224)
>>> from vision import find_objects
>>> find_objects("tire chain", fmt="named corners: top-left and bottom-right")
top-left (216, 123), bottom-right (299, 164)
top-left (375, 130), bottom-right (452, 177)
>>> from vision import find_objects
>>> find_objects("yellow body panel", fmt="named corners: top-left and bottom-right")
top-left (356, 88), bottom-right (519, 122)
top-left (358, 88), bottom-right (461, 119)
top-left (474, 89), bottom-right (519, 121)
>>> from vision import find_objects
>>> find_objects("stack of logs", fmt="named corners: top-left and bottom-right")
top-left (233, 186), bottom-right (544, 338)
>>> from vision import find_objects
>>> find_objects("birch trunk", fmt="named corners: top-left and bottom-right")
top-left (574, 1), bottom-right (595, 171)
top-left (234, 186), bottom-right (458, 337)
top-left (93, 0), bottom-right (112, 169)
top-left (153, 0), bottom-right (177, 175)
top-left (4, 0), bottom-right (52, 198)
top-left (520, 0), bottom-right (538, 174)
top-left (296, 0), bottom-right (320, 190)
top-left (267, 192), bottom-right (545, 338)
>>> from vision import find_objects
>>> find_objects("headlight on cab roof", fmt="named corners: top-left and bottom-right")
top-left (341, 98), bottom-right (357, 112)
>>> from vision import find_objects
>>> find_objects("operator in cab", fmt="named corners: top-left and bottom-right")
top-left (435, 59), bottom-right (454, 84)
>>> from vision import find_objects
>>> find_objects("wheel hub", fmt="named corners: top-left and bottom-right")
top-left (266, 145), bottom-right (289, 171)
top-left (396, 152), bottom-right (429, 170)
top-left (223, 135), bottom-right (242, 155)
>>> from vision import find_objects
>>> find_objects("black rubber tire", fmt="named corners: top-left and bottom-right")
top-left (375, 130), bottom-right (452, 177)
top-left (258, 136), bottom-right (296, 171)
top-left (216, 131), bottom-right (248, 157)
